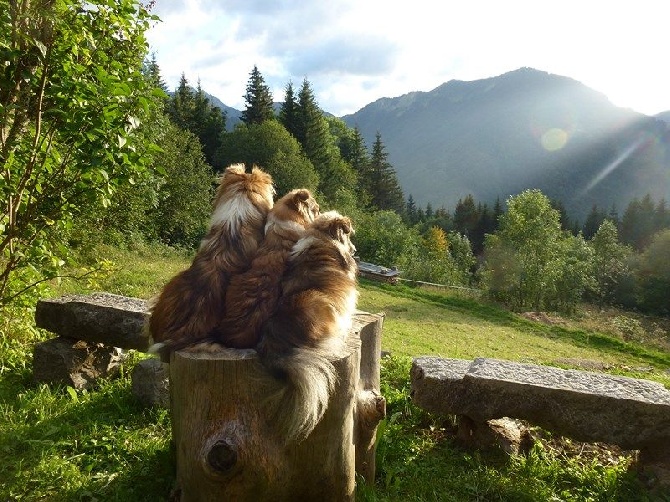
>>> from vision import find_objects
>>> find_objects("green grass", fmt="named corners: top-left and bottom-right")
top-left (359, 280), bottom-right (670, 387)
top-left (0, 367), bottom-right (173, 501)
top-left (1, 245), bottom-right (669, 500)
top-left (360, 356), bottom-right (660, 502)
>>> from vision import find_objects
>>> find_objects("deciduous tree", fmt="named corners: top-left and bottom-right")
top-left (483, 189), bottom-right (584, 311)
top-left (588, 219), bottom-right (632, 306)
top-left (216, 120), bottom-right (318, 197)
top-left (0, 0), bottom-right (156, 305)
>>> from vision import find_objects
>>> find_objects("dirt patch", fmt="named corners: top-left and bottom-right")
top-left (520, 311), bottom-right (565, 326)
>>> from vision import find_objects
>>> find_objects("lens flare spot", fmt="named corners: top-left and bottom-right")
top-left (541, 128), bottom-right (568, 151)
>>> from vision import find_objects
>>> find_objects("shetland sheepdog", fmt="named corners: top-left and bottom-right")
top-left (214, 188), bottom-right (320, 348)
top-left (256, 211), bottom-right (359, 441)
top-left (147, 164), bottom-right (274, 358)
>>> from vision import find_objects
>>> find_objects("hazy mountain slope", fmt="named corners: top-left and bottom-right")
top-left (342, 68), bottom-right (670, 218)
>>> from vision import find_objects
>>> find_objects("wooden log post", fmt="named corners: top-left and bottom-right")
top-left (169, 313), bottom-right (384, 501)
top-left (353, 312), bottom-right (386, 484)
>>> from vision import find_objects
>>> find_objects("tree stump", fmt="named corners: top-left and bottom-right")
top-left (169, 313), bottom-right (384, 501)
top-left (353, 312), bottom-right (386, 483)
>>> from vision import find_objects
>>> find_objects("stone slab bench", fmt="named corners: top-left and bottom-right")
top-left (34, 293), bottom-right (155, 392)
top-left (35, 292), bottom-right (150, 350)
top-left (411, 357), bottom-right (670, 484)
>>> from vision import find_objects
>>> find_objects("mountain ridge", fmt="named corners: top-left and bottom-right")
top-left (341, 67), bottom-right (669, 218)
top-left (201, 67), bottom-right (669, 219)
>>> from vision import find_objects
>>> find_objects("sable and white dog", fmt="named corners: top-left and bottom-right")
top-left (214, 188), bottom-right (320, 349)
top-left (256, 211), bottom-right (359, 441)
top-left (147, 164), bottom-right (274, 358)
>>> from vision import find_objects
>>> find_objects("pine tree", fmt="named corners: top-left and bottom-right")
top-left (200, 105), bottom-right (227, 170)
top-left (297, 79), bottom-right (329, 162)
top-left (279, 81), bottom-right (299, 136)
top-left (608, 203), bottom-right (620, 228)
top-left (295, 79), bottom-right (355, 202)
top-left (453, 194), bottom-right (478, 238)
top-left (621, 194), bottom-right (656, 250)
top-left (192, 80), bottom-right (209, 136)
top-left (550, 199), bottom-right (572, 232)
top-left (342, 127), bottom-right (369, 172)
top-left (241, 65), bottom-right (274, 125)
top-left (654, 198), bottom-right (670, 234)
top-left (345, 127), bottom-right (372, 203)
top-left (493, 197), bottom-right (504, 227)
top-left (406, 194), bottom-right (418, 225)
top-left (472, 203), bottom-right (493, 254)
top-left (368, 132), bottom-right (404, 214)
top-left (582, 204), bottom-right (607, 240)
top-left (165, 74), bottom-right (226, 169)
top-left (169, 73), bottom-right (194, 131)
top-left (144, 53), bottom-right (168, 92)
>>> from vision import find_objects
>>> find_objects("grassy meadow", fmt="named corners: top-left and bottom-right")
top-left (1, 244), bottom-right (669, 501)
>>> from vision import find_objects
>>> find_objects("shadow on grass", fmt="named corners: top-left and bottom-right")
top-left (0, 373), bottom-right (175, 501)
top-left (361, 280), bottom-right (670, 369)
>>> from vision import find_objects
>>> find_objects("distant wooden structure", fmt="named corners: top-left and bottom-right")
top-left (169, 312), bottom-right (386, 501)
top-left (356, 259), bottom-right (400, 284)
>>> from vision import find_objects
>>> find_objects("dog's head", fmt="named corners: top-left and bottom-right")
top-left (213, 163), bottom-right (275, 212)
top-left (311, 211), bottom-right (356, 256)
top-left (270, 188), bottom-right (320, 228)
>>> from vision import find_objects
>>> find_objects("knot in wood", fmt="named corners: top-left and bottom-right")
top-left (206, 440), bottom-right (237, 474)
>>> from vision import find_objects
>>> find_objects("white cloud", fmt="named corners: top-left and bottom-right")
top-left (146, 0), bottom-right (670, 116)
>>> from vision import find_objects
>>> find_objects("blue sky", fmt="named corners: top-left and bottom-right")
top-left (146, 0), bottom-right (670, 117)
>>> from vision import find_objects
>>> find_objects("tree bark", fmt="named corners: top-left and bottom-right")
top-left (169, 314), bottom-right (383, 501)
top-left (353, 312), bottom-right (386, 484)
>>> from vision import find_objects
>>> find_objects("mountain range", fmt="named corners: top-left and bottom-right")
top-left (209, 68), bottom-right (670, 220)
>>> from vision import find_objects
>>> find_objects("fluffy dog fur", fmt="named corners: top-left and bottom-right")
top-left (147, 164), bottom-right (274, 357)
top-left (256, 211), bottom-right (359, 441)
top-left (214, 188), bottom-right (320, 349)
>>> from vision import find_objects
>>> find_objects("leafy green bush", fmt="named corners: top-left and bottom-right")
top-left (635, 229), bottom-right (670, 314)
top-left (483, 190), bottom-right (594, 313)
top-left (0, 0), bottom-right (157, 306)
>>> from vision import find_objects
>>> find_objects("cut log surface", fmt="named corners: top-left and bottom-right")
top-left (170, 331), bottom-right (362, 501)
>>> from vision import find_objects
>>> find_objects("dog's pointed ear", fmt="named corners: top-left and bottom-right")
top-left (293, 189), bottom-right (312, 202)
top-left (290, 189), bottom-right (319, 217)
top-left (224, 163), bottom-right (245, 176)
top-left (284, 189), bottom-right (309, 209)
top-left (327, 215), bottom-right (352, 242)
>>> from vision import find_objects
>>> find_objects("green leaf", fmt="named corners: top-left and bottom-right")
top-left (66, 386), bottom-right (78, 402)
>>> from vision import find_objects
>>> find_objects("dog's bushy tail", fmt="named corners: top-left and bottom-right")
top-left (257, 337), bottom-right (338, 442)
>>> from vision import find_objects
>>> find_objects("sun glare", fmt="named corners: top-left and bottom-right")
top-left (540, 128), bottom-right (569, 151)
top-left (580, 137), bottom-right (647, 196)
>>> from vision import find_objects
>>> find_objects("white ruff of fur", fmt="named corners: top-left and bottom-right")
top-left (200, 194), bottom-right (260, 250)
top-left (334, 289), bottom-right (359, 340)
top-left (147, 342), bottom-right (165, 354)
top-left (290, 236), bottom-right (318, 257)
top-left (264, 213), bottom-right (306, 236)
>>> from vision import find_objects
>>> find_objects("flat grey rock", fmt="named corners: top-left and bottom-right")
top-left (35, 293), bottom-right (150, 350)
top-left (411, 357), bottom-right (670, 450)
top-left (131, 358), bottom-right (170, 408)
